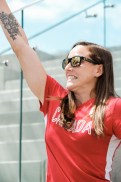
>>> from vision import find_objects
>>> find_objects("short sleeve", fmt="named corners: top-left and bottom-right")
top-left (112, 98), bottom-right (121, 139)
top-left (40, 75), bottom-right (67, 116)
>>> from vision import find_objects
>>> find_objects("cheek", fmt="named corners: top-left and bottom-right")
top-left (78, 68), bottom-right (96, 81)
top-left (79, 65), bottom-right (93, 75)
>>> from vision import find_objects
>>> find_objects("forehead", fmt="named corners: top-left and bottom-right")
top-left (68, 45), bottom-right (90, 58)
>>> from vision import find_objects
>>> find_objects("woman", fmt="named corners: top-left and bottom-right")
top-left (0, 1), bottom-right (121, 182)
top-left (41, 42), bottom-right (121, 182)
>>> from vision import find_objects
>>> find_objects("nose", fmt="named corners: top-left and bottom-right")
top-left (65, 62), bottom-right (72, 70)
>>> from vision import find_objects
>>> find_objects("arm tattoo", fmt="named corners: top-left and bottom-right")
top-left (0, 11), bottom-right (21, 40)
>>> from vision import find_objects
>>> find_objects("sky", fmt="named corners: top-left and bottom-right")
top-left (0, 0), bottom-right (121, 55)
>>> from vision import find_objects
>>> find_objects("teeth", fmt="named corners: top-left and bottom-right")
top-left (68, 75), bottom-right (77, 80)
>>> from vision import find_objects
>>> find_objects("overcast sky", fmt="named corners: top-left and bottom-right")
top-left (0, 0), bottom-right (121, 55)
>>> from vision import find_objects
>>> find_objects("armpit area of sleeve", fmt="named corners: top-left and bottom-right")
top-left (112, 98), bottom-right (121, 139)
top-left (39, 75), bottom-right (50, 115)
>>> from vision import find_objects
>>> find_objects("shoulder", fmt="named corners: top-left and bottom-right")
top-left (106, 97), bottom-right (121, 108)
top-left (107, 97), bottom-right (121, 139)
top-left (41, 74), bottom-right (68, 108)
top-left (106, 97), bottom-right (121, 117)
top-left (46, 75), bottom-right (67, 97)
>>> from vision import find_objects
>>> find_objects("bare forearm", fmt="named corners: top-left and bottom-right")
top-left (0, 0), bottom-right (28, 48)
top-left (0, 0), bottom-right (47, 102)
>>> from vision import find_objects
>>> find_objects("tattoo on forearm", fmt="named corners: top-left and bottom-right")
top-left (0, 12), bottom-right (21, 40)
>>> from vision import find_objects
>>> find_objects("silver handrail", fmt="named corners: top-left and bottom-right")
top-left (13, 0), bottom-right (44, 14)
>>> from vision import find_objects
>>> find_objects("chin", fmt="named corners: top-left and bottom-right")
top-left (66, 82), bottom-right (75, 91)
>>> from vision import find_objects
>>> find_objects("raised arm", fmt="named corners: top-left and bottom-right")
top-left (0, 0), bottom-right (47, 104)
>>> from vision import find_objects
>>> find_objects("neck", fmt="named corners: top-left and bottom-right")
top-left (74, 89), bottom-right (96, 106)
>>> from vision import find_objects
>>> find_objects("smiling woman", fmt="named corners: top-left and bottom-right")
top-left (0, 1), bottom-right (121, 182)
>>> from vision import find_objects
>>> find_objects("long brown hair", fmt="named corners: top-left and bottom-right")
top-left (60, 41), bottom-right (118, 135)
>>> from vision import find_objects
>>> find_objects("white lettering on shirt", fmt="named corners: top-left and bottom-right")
top-left (81, 121), bottom-right (92, 135)
top-left (52, 107), bottom-right (61, 124)
top-left (51, 106), bottom-right (92, 135)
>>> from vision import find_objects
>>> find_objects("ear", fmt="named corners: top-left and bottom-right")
top-left (95, 64), bottom-right (103, 77)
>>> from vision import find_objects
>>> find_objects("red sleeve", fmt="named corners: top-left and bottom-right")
top-left (40, 75), bottom-right (67, 116)
top-left (112, 98), bottom-right (121, 139)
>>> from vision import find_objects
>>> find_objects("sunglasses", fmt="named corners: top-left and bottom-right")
top-left (62, 56), bottom-right (102, 69)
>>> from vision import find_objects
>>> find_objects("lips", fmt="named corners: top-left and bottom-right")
top-left (67, 75), bottom-right (78, 81)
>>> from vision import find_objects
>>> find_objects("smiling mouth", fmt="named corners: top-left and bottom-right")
top-left (67, 75), bottom-right (78, 80)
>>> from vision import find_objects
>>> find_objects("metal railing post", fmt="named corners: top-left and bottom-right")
top-left (19, 9), bottom-right (24, 182)
top-left (103, 0), bottom-right (106, 47)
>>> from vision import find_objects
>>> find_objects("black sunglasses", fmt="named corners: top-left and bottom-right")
top-left (62, 56), bottom-right (102, 69)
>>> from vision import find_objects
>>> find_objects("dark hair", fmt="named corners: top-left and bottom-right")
top-left (60, 41), bottom-right (118, 135)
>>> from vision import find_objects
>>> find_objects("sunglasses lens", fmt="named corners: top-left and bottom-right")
top-left (62, 56), bottom-right (83, 69)
top-left (71, 57), bottom-right (81, 67)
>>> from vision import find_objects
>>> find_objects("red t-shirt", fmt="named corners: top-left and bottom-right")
top-left (40, 75), bottom-right (121, 182)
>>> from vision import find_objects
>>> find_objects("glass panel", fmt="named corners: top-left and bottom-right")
top-left (0, 51), bottom-right (20, 181)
